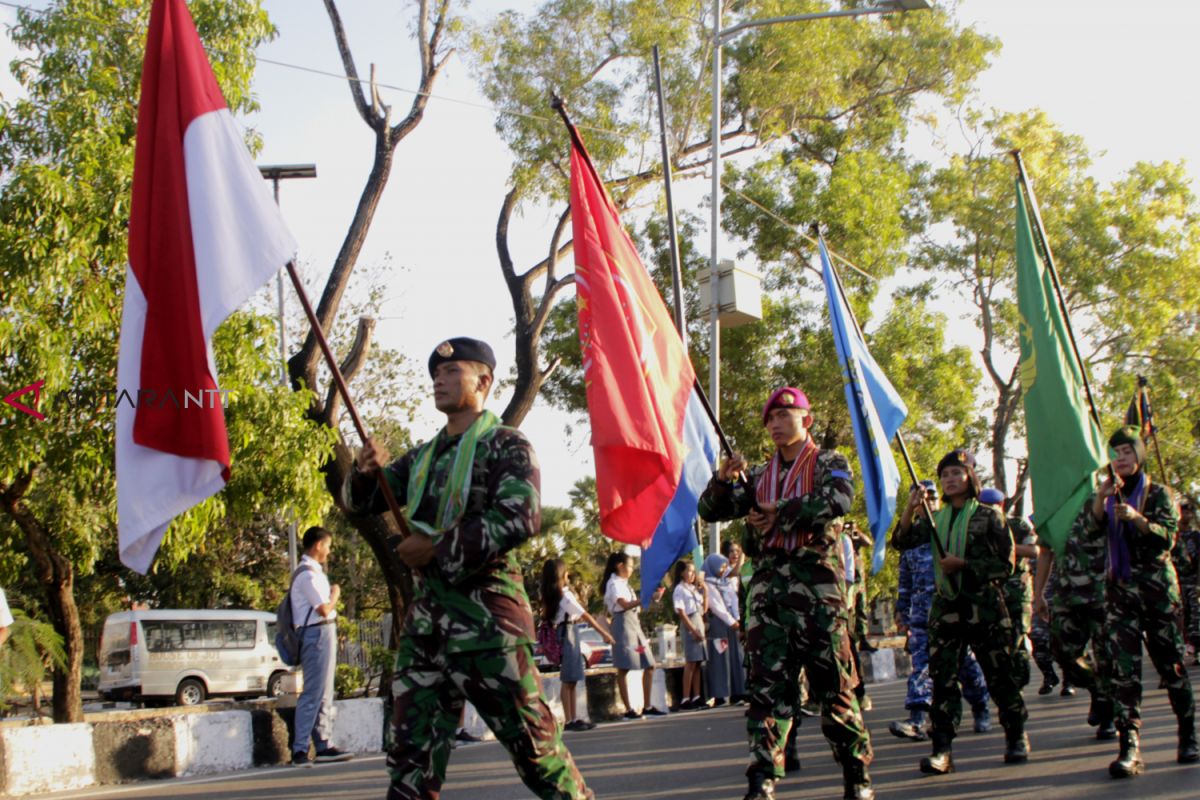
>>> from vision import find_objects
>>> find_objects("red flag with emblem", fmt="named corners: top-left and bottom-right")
top-left (567, 123), bottom-right (694, 545)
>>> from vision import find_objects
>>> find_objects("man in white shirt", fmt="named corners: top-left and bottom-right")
top-left (291, 526), bottom-right (353, 766)
top-left (0, 587), bottom-right (13, 648)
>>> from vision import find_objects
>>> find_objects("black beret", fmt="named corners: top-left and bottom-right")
top-left (1108, 425), bottom-right (1147, 465)
top-left (936, 449), bottom-right (976, 476)
top-left (428, 337), bottom-right (496, 377)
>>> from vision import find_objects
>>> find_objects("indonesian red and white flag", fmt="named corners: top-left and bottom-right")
top-left (117, 0), bottom-right (295, 573)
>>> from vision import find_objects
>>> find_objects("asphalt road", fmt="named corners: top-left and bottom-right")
top-left (47, 665), bottom-right (1199, 799)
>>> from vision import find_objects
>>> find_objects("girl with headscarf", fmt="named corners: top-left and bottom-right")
top-left (892, 449), bottom-right (1029, 775)
top-left (703, 553), bottom-right (745, 706)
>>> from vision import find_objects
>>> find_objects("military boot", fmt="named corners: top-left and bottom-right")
top-left (1169, 687), bottom-right (1199, 764)
top-left (841, 761), bottom-right (874, 800)
top-left (1003, 729), bottom-right (1030, 763)
top-left (1108, 729), bottom-right (1144, 778)
top-left (919, 732), bottom-right (954, 775)
top-left (742, 772), bottom-right (776, 800)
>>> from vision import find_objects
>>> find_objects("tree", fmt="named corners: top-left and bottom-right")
top-left (463, 0), bottom-right (995, 427)
top-left (914, 109), bottom-right (1200, 504)
top-left (279, 0), bottom-right (457, 644)
top-left (0, 0), bottom-right (332, 721)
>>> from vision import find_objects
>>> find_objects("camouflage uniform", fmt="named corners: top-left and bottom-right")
top-left (1003, 517), bottom-right (1037, 687)
top-left (1072, 480), bottom-right (1193, 734)
top-left (1172, 524), bottom-right (1199, 652)
top-left (1028, 561), bottom-right (1060, 685)
top-left (1047, 508), bottom-right (1113, 726)
top-left (698, 449), bottom-right (871, 782)
top-left (896, 542), bottom-right (992, 715)
top-left (892, 505), bottom-right (1027, 743)
top-left (344, 424), bottom-right (591, 800)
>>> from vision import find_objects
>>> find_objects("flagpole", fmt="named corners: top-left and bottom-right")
top-left (813, 226), bottom-right (947, 560)
top-left (652, 46), bottom-right (687, 350)
top-left (1137, 376), bottom-right (1170, 482)
top-left (1012, 150), bottom-right (1121, 497)
top-left (283, 261), bottom-right (412, 539)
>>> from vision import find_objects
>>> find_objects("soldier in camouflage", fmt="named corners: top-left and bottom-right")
top-left (1027, 555), bottom-right (1062, 694)
top-left (980, 488), bottom-right (1038, 690)
top-left (888, 480), bottom-right (994, 742)
top-left (344, 338), bottom-right (592, 800)
top-left (1033, 489), bottom-right (1113, 740)
top-left (892, 450), bottom-right (1029, 775)
top-left (1068, 426), bottom-right (1198, 777)
top-left (1178, 499), bottom-right (1200, 664)
top-left (698, 386), bottom-right (874, 800)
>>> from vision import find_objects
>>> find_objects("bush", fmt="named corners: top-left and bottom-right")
top-left (335, 663), bottom-right (365, 699)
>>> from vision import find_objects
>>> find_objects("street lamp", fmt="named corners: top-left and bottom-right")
top-left (706, 0), bottom-right (930, 552)
top-left (258, 163), bottom-right (317, 571)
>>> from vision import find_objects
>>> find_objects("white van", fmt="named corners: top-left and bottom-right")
top-left (97, 609), bottom-right (294, 706)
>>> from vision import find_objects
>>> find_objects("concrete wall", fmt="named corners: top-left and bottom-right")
top-left (0, 722), bottom-right (94, 795)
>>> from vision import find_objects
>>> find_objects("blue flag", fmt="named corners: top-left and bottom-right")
top-left (639, 389), bottom-right (720, 607)
top-left (819, 238), bottom-right (907, 573)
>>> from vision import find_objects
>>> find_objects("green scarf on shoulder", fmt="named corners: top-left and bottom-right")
top-left (933, 497), bottom-right (977, 599)
top-left (405, 410), bottom-right (500, 537)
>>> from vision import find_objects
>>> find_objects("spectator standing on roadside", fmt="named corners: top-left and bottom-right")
top-left (290, 526), bottom-right (354, 766)
top-left (703, 553), bottom-right (745, 706)
top-left (542, 559), bottom-right (614, 731)
top-left (602, 552), bottom-right (665, 719)
top-left (672, 560), bottom-right (707, 710)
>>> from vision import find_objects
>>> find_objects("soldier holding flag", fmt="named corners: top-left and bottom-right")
top-left (1068, 426), bottom-right (1197, 777)
top-left (698, 386), bottom-right (874, 800)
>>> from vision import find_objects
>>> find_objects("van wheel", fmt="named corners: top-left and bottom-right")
top-left (175, 678), bottom-right (206, 706)
top-left (267, 671), bottom-right (287, 698)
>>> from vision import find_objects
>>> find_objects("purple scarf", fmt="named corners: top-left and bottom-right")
top-left (1106, 471), bottom-right (1146, 582)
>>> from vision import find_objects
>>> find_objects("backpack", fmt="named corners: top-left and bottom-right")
top-left (275, 563), bottom-right (316, 667)
top-left (536, 619), bottom-right (563, 667)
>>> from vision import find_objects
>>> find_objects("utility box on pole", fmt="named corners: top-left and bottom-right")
top-left (698, 259), bottom-right (762, 327)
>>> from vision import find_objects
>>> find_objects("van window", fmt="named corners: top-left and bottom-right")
top-left (143, 620), bottom-right (258, 652)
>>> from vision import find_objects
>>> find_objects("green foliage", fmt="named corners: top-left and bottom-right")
top-left (334, 663), bottom-right (364, 699)
top-left (0, 610), bottom-right (67, 713)
top-left (915, 108), bottom-right (1200, 498)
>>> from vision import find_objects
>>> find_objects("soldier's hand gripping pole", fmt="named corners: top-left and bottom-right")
top-left (691, 378), bottom-right (760, 509)
top-left (284, 261), bottom-right (412, 540)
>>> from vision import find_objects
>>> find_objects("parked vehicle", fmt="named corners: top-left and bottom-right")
top-left (575, 624), bottom-right (613, 668)
top-left (97, 609), bottom-right (294, 706)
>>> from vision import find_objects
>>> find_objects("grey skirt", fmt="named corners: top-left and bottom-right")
top-left (681, 610), bottom-right (707, 663)
top-left (706, 613), bottom-right (745, 699)
top-left (612, 608), bottom-right (655, 670)
top-left (558, 621), bottom-right (585, 683)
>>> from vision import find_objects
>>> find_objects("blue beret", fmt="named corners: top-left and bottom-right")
top-left (979, 488), bottom-right (1005, 506)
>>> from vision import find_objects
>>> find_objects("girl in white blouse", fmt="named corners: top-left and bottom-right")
top-left (541, 559), bottom-right (613, 732)
top-left (601, 552), bottom-right (664, 718)
top-left (672, 560), bottom-right (708, 709)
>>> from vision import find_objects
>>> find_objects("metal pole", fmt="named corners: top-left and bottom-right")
top-left (708, 0), bottom-right (723, 555)
top-left (653, 45), bottom-right (686, 351)
top-left (266, 175), bottom-right (299, 573)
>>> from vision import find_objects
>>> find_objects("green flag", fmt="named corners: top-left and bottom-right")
top-left (1015, 179), bottom-right (1106, 555)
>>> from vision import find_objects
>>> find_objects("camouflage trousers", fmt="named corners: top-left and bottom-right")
top-left (1049, 598), bottom-right (1112, 722)
top-left (743, 557), bottom-right (871, 780)
top-left (1105, 579), bottom-right (1195, 732)
top-left (927, 589), bottom-right (1027, 740)
top-left (1029, 608), bottom-right (1058, 681)
top-left (387, 635), bottom-right (592, 800)
top-left (904, 625), bottom-right (991, 712)
top-left (1003, 588), bottom-right (1033, 689)
top-left (1185, 579), bottom-right (1200, 648)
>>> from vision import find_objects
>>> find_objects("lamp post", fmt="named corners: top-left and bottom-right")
top-left (706, 0), bottom-right (930, 552)
top-left (258, 163), bottom-right (317, 572)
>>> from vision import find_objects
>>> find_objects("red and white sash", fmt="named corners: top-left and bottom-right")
top-left (757, 438), bottom-right (818, 552)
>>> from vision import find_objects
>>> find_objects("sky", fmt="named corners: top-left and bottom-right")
top-left (3, 0), bottom-right (1199, 508)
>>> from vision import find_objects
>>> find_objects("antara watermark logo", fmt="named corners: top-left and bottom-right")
top-left (3, 381), bottom-right (231, 422)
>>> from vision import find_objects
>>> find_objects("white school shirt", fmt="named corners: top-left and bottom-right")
top-left (291, 555), bottom-right (336, 625)
top-left (0, 588), bottom-right (12, 629)
top-left (704, 581), bottom-right (737, 627)
top-left (554, 587), bottom-right (586, 625)
top-left (604, 575), bottom-right (637, 615)
top-left (673, 582), bottom-right (704, 616)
